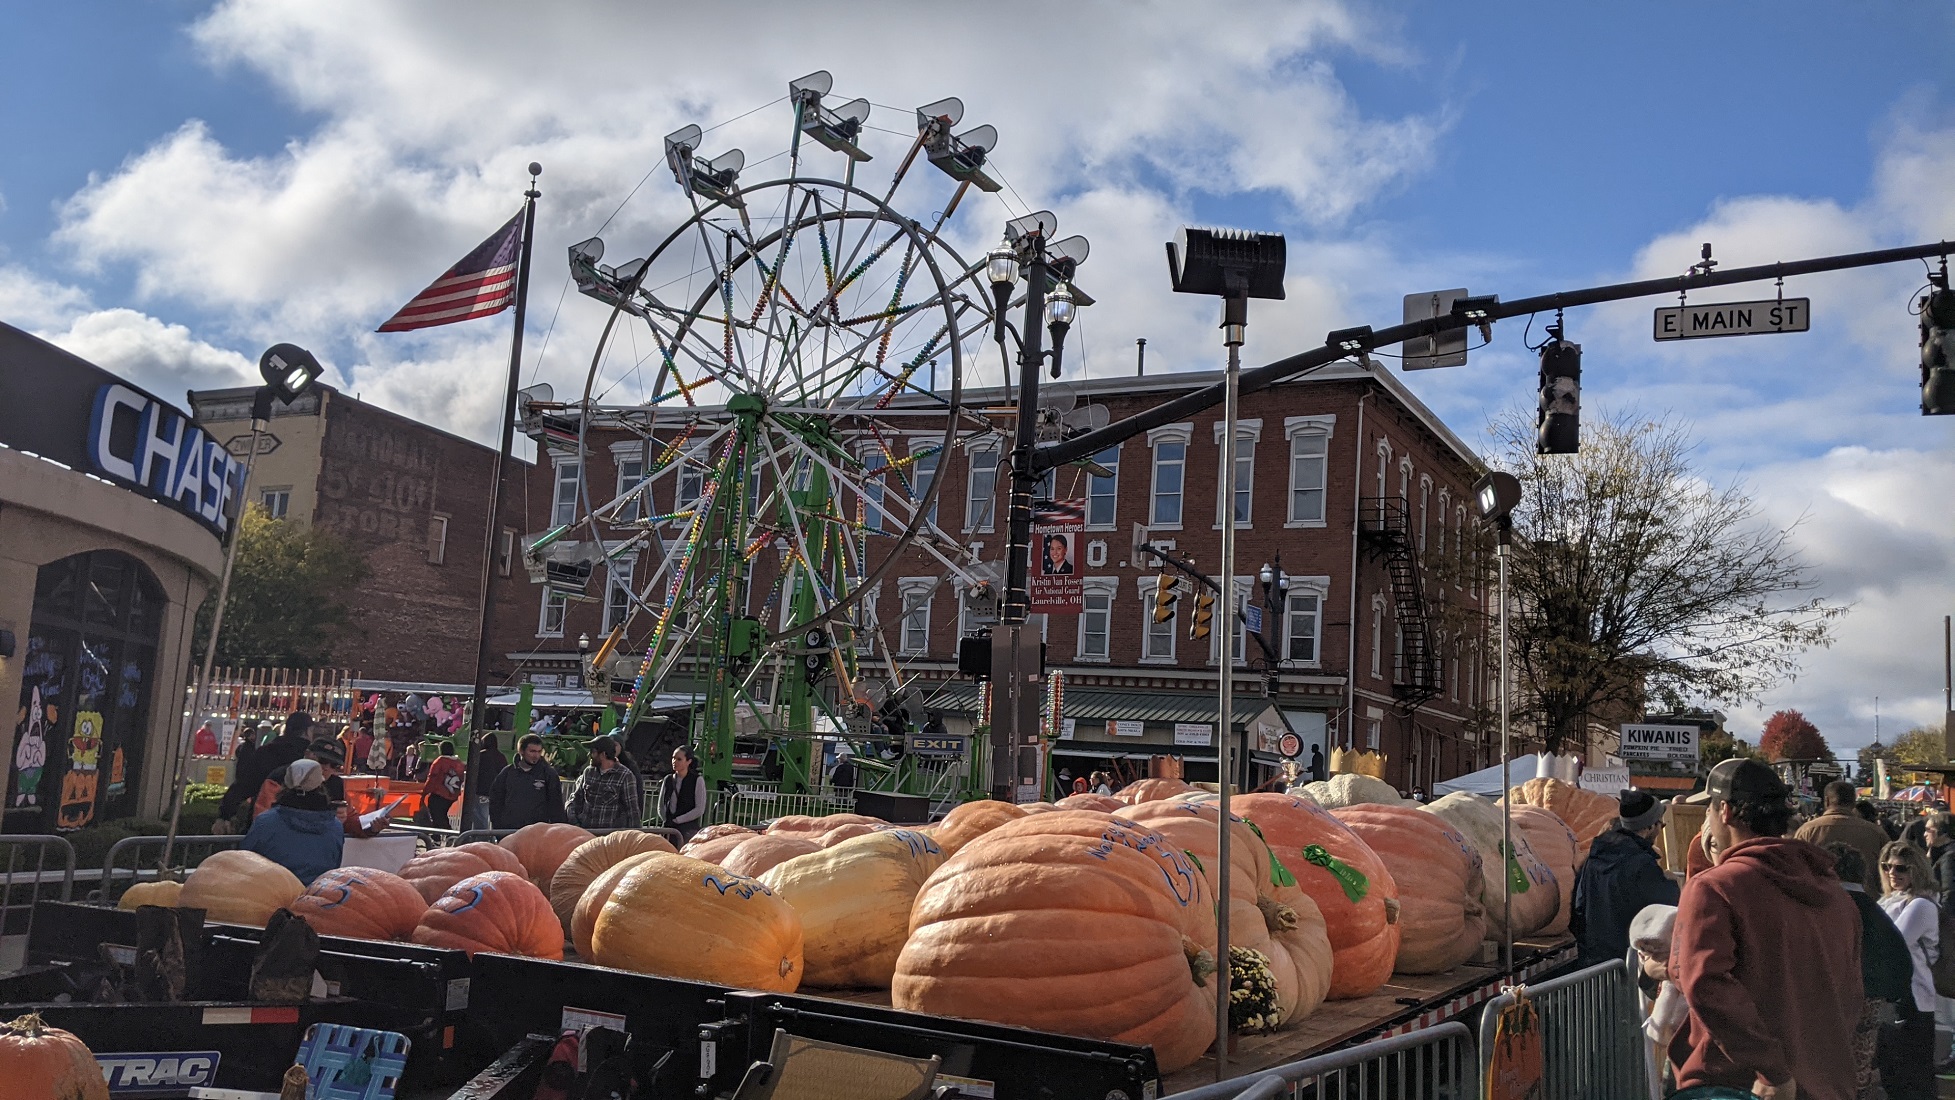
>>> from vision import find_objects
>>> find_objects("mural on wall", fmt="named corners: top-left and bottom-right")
top-left (9, 634), bottom-right (65, 809)
top-left (12, 686), bottom-right (50, 807)
top-left (58, 709), bottom-right (105, 830)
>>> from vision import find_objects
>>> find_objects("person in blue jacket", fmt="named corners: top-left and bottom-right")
top-left (242, 758), bottom-right (344, 885)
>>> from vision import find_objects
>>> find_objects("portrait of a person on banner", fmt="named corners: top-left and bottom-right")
top-left (1042, 533), bottom-right (1074, 575)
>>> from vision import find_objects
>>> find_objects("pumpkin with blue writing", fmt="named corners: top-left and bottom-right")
top-left (894, 811), bottom-right (1219, 1072)
top-left (1234, 793), bottom-right (1400, 999)
top-left (290, 866), bottom-right (427, 941)
top-left (927, 798), bottom-right (1027, 856)
top-left (589, 851), bottom-right (803, 992)
top-left (759, 829), bottom-right (947, 989)
top-left (719, 834), bottom-right (822, 878)
top-left (412, 871), bottom-right (563, 959)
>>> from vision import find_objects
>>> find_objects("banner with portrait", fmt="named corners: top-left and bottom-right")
top-left (1029, 499), bottom-right (1083, 615)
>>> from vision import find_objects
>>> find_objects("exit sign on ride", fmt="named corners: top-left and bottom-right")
top-left (1653, 298), bottom-right (1810, 340)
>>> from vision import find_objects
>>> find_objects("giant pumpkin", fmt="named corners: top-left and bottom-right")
top-left (928, 799), bottom-right (1027, 856)
top-left (1115, 778), bottom-right (1194, 805)
top-left (1506, 778), bottom-right (1616, 866)
top-left (178, 850), bottom-right (304, 927)
top-left (1422, 793), bottom-right (1559, 940)
top-left (1233, 792), bottom-right (1399, 999)
top-left (117, 880), bottom-right (183, 911)
top-left (399, 843), bottom-right (526, 904)
top-left (720, 834), bottom-right (822, 878)
top-left (570, 851), bottom-right (659, 959)
top-left (763, 813), bottom-right (888, 839)
top-left (1054, 793), bottom-right (1123, 812)
top-left (589, 852), bottom-right (803, 992)
top-left (681, 824), bottom-right (757, 865)
top-left (549, 830), bottom-right (677, 934)
top-left (499, 822), bottom-right (595, 891)
top-left (759, 829), bottom-right (946, 989)
top-left (412, 871), bottom-right (562, 959)
top-left (290, 867), bottom-right (428, 941)
top-left (1332, 804), bottom-right (1485, 974)
top-left (894, 811), bottom-right (1218, 1073)
top-left (0, 1012), bottom-right (109, 1100)
top-left (1297, 774), bottom-right (1403, 810)
top-left (1122, 800), bottom-right (1333, 1026)
top-left (1507, 805), bottom-right (1579, 936)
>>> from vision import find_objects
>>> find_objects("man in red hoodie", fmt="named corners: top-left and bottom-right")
top-left (1670, 758), bottom-right (1862, 1100)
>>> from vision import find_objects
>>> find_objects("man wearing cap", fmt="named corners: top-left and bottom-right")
top-left (1669, 757), bottom-right (1862, 1100)
top-left (1573, 788), bottom-right (1682, 965)
top-left (241, 758), bottom-right (345, 885)
top-left (568, 735), bottom-right (641, 830)
top-left (1795, 779), bottom-right (1892, 892)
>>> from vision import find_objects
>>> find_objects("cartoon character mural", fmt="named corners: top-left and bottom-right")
top-left (12, 686), bottom-right (50, 807)
top-left (57, 710), bottom-right (106, 830)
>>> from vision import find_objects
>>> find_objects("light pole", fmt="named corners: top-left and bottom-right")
top-left (1473, 469), bottom-right (1521, 976)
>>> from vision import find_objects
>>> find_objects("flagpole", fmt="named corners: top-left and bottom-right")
top-left (460, 164), bottom-right (540, 831)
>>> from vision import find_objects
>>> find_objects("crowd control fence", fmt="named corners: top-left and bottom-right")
top-left (0, 835), bottom-right (76, 975)
top-left (1163, 1022), bottom-right (1479, 1100)
top-left (1476, 958), bottom-right (1648, 1100)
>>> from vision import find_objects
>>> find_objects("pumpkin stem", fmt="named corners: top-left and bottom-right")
top-left (1383, 897), bottom-right (1401, 924)
top-left (1183, 937), bottom-right (1217, 988)
top-left (1255, 896), bottom-right (1298, 933)
top-left (6, 1012), bottom-right (44, 1039)
top-left (1299, 844), bottom-right (1369, 904)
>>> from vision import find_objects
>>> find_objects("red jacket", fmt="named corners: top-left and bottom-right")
top-left (423, 755), bottom-right (465, 801)
top-left (1668, 836), bottom-right (1862, 1099)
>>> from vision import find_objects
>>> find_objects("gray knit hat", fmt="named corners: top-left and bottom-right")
top-left (1619, 788), bottom-right (1666, 832)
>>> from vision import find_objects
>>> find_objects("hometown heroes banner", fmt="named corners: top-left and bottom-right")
top-left (1029, 499), bottom-right (1083, 615)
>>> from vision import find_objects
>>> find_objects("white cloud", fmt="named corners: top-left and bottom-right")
top-left (0, 264), bottom-right (255, 397)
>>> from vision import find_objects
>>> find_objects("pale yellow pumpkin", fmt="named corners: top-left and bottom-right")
top-left (1422, 792), bottom-right (1560, 940)
top-left (590, 851), bottom-right (803, 992)
top-left (758, 829), bottom-right (947, 989)
top-left (117, 880), bottom-right (184, 911)
top-left (178, 850), bottom-right (304, 927)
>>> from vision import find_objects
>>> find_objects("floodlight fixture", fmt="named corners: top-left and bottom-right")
top-left (1005, 210), bottom-right (1058, 251)
top-left (1473, 470), bottom-right (1522, 544)
top-left (918, 96), bottom-right (1001, 192)
top-left (259, 343), bottom-right (322, 406)
top-left (665, 124), bottom-right (745, 207)
top-left (1165, 227), bottom-right (1287, 300)
top-left (1327, 325), bottom-right (1374, 354)
top-left (1452, 294), bottom-right (1500, 342)
top-left (791, 70), bottom-right (872, 161)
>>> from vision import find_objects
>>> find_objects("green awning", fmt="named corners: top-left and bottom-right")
top-left (919, 682), bottom-right (1274, 726)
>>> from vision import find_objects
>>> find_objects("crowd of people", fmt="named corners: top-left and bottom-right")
top-left (1573, 762), bottom-right (1955, 1100)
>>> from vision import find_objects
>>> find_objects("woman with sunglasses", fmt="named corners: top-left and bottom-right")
top-left (1878, 840), bottom-right (1941, 1100)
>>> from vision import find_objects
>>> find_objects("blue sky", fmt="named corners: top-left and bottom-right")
top-left (2, 1), bottom-right (1951, 755)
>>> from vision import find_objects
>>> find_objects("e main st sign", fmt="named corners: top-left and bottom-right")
top-left (1653, 297), bottom-right (1810, 341)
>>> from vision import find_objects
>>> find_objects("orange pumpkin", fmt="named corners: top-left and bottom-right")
top-left (1506, 777), bottom-right (1617, 866)
top-left (412, 871), bottom-right (563, 959)
top-left (290, 867), bottom-right (428, 941)
top-left (720, 834), bottom-right (823, 878)
top-left (499, 822), bottom-right (595, 890)
top-left (1115, 778), bottom-right (1195, 805)
top-left (1331, 804), bottom-right (1485, 974)
top-left (0, 1012), bottom-right (109, 1100)
top-left (928, 799), bottom-right (1027, 856)
top-left (764, 813), bottom-right (888, 838)
top-left (178, 849), bottom-right (304, 927)
top-left (895, 811), bottom-right (1218, 1073)
top-left (549, 831), bottom-right (678, 934)
top-left (1508, 805), bottom-right (1580, 936)
top-left (1055, 793), bottom-right (1123, 812)
top-left (400, 843), bottom-right (526, 904)
top-left (570, 851), bottom-right (661, 959)
top-left (682, 824), bottom-right (757, 864)
top-left (816, 823), bottom-right (880, 847)
top-left (589, 852), bottom-right (803, 992)
top-left (1234, 792), bottom-right (1400, 999)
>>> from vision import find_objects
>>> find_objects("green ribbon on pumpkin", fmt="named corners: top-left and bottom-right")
top-left (1184, 849), bottom-right (1205, 876)
top-left (1500, 841), bottom-right (1531, 894)
top-left (1242, 819), bottom-right (1297, 888)
top-left (1300, 843), bottom-right (1369, 904)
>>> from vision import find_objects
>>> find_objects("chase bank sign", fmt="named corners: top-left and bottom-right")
top-left (87, 384), bottom-right (246, 541)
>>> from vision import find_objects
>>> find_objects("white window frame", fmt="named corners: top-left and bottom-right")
top-left (1147, 423), bottom-right (1193, 530)
top-left (1375, 439), bottom-right (1391, 501)
top-left (551, 457), bottom-right (582, 528)
top-left (1085, 445), bottom-right (1120, 530)
top-left (854, 588), bottom-right (879, 655)
top-left (1136, 575), bottom-right (1177, 663)
top-left (1077, 577), bottom-right (1117, 662)
top-left (1418, 475), bottom-right (1432, 551)
top-left (1398, 457), bottom-right (1412, 507)
top-left (611, 443), bottom-right (648, 523)
top-left (674, 445), bottom-right (707, 515)
top-left (1210, 577), bottom-right (1253, 666)
top-left (602, 556), bottom-right (637, 633)
top-left (897, 578), bottom-right (936, 657)
top-left (498, 527), bottom-right (516, 577)
top-left (964, 443), bottom-right (1000, 533)
top-left (857, 445), bottom-right (889, 532)
top-left (426, 514), bottom-right (449, 565)
top-left (260, 487), bottom-right (292, 520)
top-left (1212, 419), bottom-right (1260, 529)
top-left (1370, 594), bottom-right (1386, 679)
top-left (1284, 415), bottom-right (1334, 528)
top-left (538, 588), bottom-right (568, 638)
top-left (1281, 577), bottom-right (1330, 667)
top-left (907, 439), bottom-right (941, 527)
top-left (1436, 489), bottom-right (1450, 560)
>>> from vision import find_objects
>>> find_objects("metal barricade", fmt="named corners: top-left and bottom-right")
top-left (1477, 958), bottom-right (1645, 1100)
top-left (1163, 1022), bottom-right (1479, 1100)
top-left (97, 834), bottom-right (242, 905)
top-left (1, 835), bottom-right (76, 974)
top-left (711, 782), bottom-right (854, 827)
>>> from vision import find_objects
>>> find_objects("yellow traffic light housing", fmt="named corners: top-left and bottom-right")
top-left (1190, 590), bottom-right (1216, 640)
top-left (1152, 574), bottom-right (1179, 623)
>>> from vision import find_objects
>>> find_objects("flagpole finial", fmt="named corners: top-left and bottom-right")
top-left (526, 162), bottom-right (542, 201)
top-left (528, 161), bottom-right (542, 179)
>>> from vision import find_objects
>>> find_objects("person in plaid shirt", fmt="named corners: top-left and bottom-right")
top-left (568, 735), bottom-right (641, 829)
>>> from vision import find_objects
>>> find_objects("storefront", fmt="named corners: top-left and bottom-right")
top-left (0, 322), bottom-right (229, 832)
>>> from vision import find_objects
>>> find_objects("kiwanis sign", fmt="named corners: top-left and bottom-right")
top-left (1619, 723), bottom-right (1700, 764)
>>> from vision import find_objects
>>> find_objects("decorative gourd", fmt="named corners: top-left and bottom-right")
top-left (399, 843), bottom-right (526, 904)
top-left (759, 829), bottom-right (946, 989)
top-left (1297, 774), bottom-right (1403, 809)
top-left (178, 850), bottom-right (304, 927)
top-left (1054, 793), bottom-right (1123, 812)
top-left (498, 822), bottom-right (595, 891)
top-left (1507, 805), bottom-right (1579, 936)
top-left (1506, 778), bottom-right (1617, 866)
top-left (1422, 793), bottom-right (1559, 940)
top-left (549, 831), bottom-right (678, 934)
top-left (895, 811), bottom-right (1218, 1073)
top-left (290, 867), bottom-right (428, 941)
top-left (1233, 792), bottom-right (1400, 999)
top-left (681, 824), bottom-right (757, 864)
top-left (928, 799), bottom-right (1027, 856)
top-left (1122, 800), bottom-right (1333, 1026)
top-left (570, 852), bottom-right (660, 959)
top-left (589, 852), bottom-right (803, 992)
top-left (764, 813), bottom-right (888, 838)
top-left (1115, 777), bottom-right (1194, 805)
top-left (412, 871), bottom-right (563, 959)
top-left (0, 1012), bottom-right (109, 1100)
top-left (117, 880), bottom-right (183, 911)
top-left (720, 834), bottom-right (822, 878)
top-left (1332, 804), bottom-right (1485, 974)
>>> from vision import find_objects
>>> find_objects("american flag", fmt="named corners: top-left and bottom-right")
top-left (376, 211), bottom-right (524, 332)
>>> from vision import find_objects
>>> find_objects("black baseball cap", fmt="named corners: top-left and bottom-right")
top-left (587, 734), bottom-right (619, 756)
top-left (308, 740), bottom-right (345, 767)
top-left (1705, 758), bottom-right (1788, 804)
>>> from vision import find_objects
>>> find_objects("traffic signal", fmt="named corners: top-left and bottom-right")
top-left (1535, 322), bottom-right (1581, 454)
top-left (1152, 574), bottom-right (1179, 623)
top-left (1922, 271), bottom-right (1955, 416)
top-left (1190, 590), bottom-right (1216, 640)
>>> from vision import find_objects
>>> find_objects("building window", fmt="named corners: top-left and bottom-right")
top-left (965, 445), bottom-right (1000, 532)
top-left (1078, 580), bottom-right (1116, 661)
top-left (1147, 424), bottom-right (1193, 529)
top-left (1393, 625), bottom-right (1405, 684)
top-left (898, 580), bottom-right (934, 656)
top-left (676, 447), bottom-right (707, 513)
top-left (1398, 457), bottom-right (1412, 506)
top-left (1285, 587), bottom-right (1324, 664)
top-left (1451, 635), bottom-right (1461, 700)
top-left (1086, 446), bottom-right (1119, 529)
top-left (909, 446), bottom-right (940, 527)
top-left (1375, 440), bottom-right (1390, 501)
top-left (259, 488), bottom-right (291, 519)
top-left (1456, 504), bottom-right (1468, 589)
top-left (615, 452), bottom-right (646, 522)
top-left (1370, 595), bottom-right (1385, 679)
top-left (1436, 489), bottom-right (1450, 560)
top-left (1285, 415), bottom-right (1333, 527)
top-left (426, 515), bottom-right (449, 565)
top-left (1418, 476), bottom-right (1432, 550)
top-left (1213, 420), bottom-right (1258, 528)
top-left (498, 527), bottom-right (516, 577)
top-left (859, 448), bottom-right (888, 532)
top-left (1139, 577), bottom-right (1176, 662)
top-left (538, 589), bottom-right (567, 637)
top-left (603, 559), bottom-right (636, 632)
top-left (552, 460), bottom-right (581, 527)
top-left (853, 589), bottom-right (879, 655)
top-left (1366, 718), bottom-right (1381, 750)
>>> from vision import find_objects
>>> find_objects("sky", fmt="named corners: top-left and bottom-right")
top-left (2, 0), bottom-right (1952, 758)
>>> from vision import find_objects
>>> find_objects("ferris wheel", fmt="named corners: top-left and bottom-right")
top-left (530, 72), bottom-right (1057, 784)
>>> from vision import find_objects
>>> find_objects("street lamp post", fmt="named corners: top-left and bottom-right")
top-left (1473, 470), bottom-right (1522, 976)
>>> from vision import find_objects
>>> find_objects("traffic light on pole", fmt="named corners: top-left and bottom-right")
top-left (1152, 574), bottom-right (1179, 623)
top-left (1922, 268), bottom-right (1955, 416)
top-left (1190, 590), bottom-right (1216, 640)
top-left (1535, 320), bottom-right (1581, 454)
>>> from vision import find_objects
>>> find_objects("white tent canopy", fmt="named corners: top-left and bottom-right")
top-left (1433, 754), bottom-right (1547, 798)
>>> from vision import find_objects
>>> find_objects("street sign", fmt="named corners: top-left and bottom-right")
top-left (1652, 298), bottom-right (1810, 341)
top-left (1402, 289), bottom-right (1469, 369)
top-left (1243, 604), bottom-right (1264, 635)
top-left (906, 733), bottom-right (967, 755)
top-left (1619, 723), bottom-right (1699, 764)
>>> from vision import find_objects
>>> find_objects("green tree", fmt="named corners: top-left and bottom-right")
top-left (1700, 727), bottom-right (1758, 771)
top-left (192, 505), bottom-right (369, 668)
top-left (1884, 724), bottom-right (1949, 768)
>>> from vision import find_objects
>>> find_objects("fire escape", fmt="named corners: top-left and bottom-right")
top-left (1359, 497), bottom-right (1442, 711)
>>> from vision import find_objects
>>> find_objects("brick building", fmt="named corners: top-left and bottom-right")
top-left (488, 358), bottom-right (1516, 792)
top-left (188, 384), bottom-right (513, 685)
